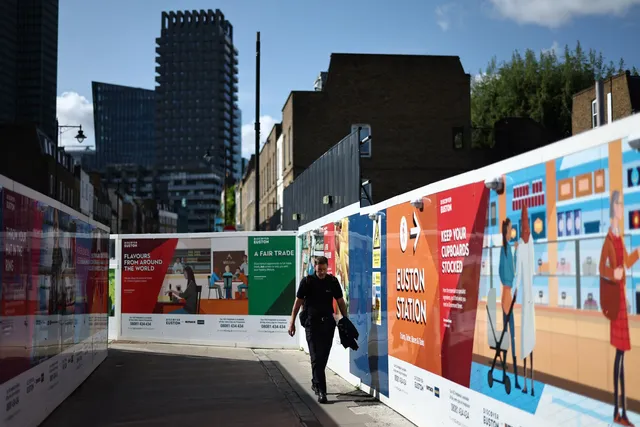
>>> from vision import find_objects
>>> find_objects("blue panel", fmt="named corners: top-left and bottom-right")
top-left (348, 212), bottom-right (389, 397)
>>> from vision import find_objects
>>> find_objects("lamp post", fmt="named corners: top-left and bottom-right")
top-left (55, 120), bottom-right (87, 202)
top-left (203, 149), bottom-right (229, 231)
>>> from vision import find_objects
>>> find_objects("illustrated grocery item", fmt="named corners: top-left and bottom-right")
top-left (558, 212), bottom-right (565, 238)
top-left (574, 210), bottom-right (581, 235)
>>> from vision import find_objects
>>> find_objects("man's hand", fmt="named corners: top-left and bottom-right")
top-left (288, 321), bottom-right (296, 337)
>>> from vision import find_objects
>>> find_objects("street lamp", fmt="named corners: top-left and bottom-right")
top-left (55, 120), bottom-right (87, 202)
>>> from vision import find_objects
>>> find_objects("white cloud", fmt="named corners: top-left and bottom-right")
top-left (241, 115), bottom-right (278, 158)
top-left (473, 73), bottom-right (488, 84)
top-left (489, 0), bottom-right (640, 28)
top-left (542, 40), bottom-right (560, 56)
top-left (435, 3), bottom-right (454, 31)
top-left (56, 91), bottom-right (94, 147)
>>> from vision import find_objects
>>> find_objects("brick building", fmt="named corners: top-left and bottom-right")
top-left (258, 124), bottom-right (281, 227)
top-left (0, 124), bottom-right (111, 228)
top-left (250, 53), bottom-right (481, 228)
top-left (289, 54), bottom-right (477, 196)
top-left (0, 124), bottom-right (79, 211)
top-left (238, 155), bottom-right (256, 230)
top-left (572, 71), bottom-right (640, 134)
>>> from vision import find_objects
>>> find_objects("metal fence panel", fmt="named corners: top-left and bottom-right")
top-left (283, 132), bottom-right (360, 230)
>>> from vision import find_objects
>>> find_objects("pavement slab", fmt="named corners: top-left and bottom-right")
top-left (39, 342), bottom-right (415, 427)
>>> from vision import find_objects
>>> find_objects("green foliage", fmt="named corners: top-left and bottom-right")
top-left (225, 184), bottom-right (236, 226)
top-left (471, 41), bottom-right (638, 148)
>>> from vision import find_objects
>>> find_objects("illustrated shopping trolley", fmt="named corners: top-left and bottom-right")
top-left (485, 286), bottom-right (518, 394)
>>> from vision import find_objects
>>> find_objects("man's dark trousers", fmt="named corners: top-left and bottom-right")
top-left (305, 315), bottom-right (336, 394)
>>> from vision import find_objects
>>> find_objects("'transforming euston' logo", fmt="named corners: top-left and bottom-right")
top-left (424, 384), bottom-right (440, 398)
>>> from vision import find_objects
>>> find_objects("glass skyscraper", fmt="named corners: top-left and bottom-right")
top-left (91, 81), bottom-right (156, 171)
top-left (0, 0), bottom-right (59, 141)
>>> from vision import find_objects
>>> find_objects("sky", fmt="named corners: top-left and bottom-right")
top-left (56, 0), bottom-right (640, 155)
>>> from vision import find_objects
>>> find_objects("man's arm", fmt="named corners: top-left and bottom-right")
top-left (332, 277), bottom-right (348, 318)
top-left (289, 277), bottom-right (307, 327)
top-left (290, 298), bottom-right (304, 324)
top-left (336, 297), bottom-right (348, 318)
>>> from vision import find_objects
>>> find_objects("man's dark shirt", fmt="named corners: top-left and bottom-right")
top-left (297, 274), bottom-right (343, 319)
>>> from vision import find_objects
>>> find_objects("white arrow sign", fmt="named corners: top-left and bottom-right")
top-left (410, 212), bottom-right (421, 253)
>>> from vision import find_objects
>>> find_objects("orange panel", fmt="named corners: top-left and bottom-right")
top-left (387, 199), bottom-right (442, 376)
top-left (557, 177), bottom-right (574, 201)
top-left (575, 172), bottom-right (593, 197)
top-left (200, 300), bottom-right (249, 315)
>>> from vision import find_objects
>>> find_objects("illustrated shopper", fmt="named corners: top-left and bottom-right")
top-left (172, 257), bottom-right (184, 274)
top-left (223, 265), bottom-right (233, 299)
top-left (208, 272), bottom-right (223, 299)
top-left (167, 266), bottom-right (199, 314)
top-left (513, 204), bottom-right (536, 396)
top-left (599, 190), bottom-right (639, 427)
top-left (288, 256), bottom-right (349, 404)
top-left (498, 217), bottom-right (521, 390)
top-left (239, 253), bottom-right (249, 278)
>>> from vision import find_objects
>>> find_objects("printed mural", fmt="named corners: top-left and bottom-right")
top-left (296, 126), bottom-right (640, 427)
top-left (471, 137), bottom-right (640, 426)
top-left (0, 185), bottom-right (110, 427)
top-left (119, 234), bottom-right (297, 346)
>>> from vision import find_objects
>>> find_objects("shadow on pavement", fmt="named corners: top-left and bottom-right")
top-left (39, 349), bottom-right (334, 427)
top-left (329, 390), bottom-right (379, 405)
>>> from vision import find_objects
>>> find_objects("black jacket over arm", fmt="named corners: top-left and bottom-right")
top-left (337, 317), bottom-right (359, 351)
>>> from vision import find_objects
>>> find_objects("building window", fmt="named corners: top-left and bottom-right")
top-left (288, 127), bottom-right (292, 165)
top-left (591, 99), bottom-right (598, 128)
top-left (283, 135), bottom-right (287, 171)
top-left (360, 180), bottom-right (373, 207)
top-left (452, 127), bottom-right (464, 150)
top-left (352, 124), bottom-right (372, 158)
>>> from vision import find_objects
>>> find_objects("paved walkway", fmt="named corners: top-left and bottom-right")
top-left (40, 342), bottom-right (415, 427)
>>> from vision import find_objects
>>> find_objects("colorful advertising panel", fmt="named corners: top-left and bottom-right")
top-left (248, 235), bottom-right (296, 316)
top-left (465, 140), bottom-right (640, 426)
top-left (120, 234), bottom-right (297, 347)
top-left (0, 184), bottom-right (109, 427)
top-left (294, 120), bottom-right (640, 427)
top-left (108, 268), bottom-right (115, 317)
top-left (348, 212), bottom-right (390, 397)
top-left (385, 181), bottom-right (488, 424)
top-left (299, 227), bottom-right (325, 280)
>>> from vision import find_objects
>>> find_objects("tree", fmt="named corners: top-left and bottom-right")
top-left (471, 41), bottom-right (639, 147)
top-left (221, 184), bottom-right (236, 226)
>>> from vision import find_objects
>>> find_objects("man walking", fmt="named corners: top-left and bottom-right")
top-left (289, 256), bottom-right (348, 404)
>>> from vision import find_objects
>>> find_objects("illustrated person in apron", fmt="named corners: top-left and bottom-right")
top-left (513, 204), bottom-right (536, 396)
top-left (498, 217), bottom-right (520, 389)
top-left (599, 190), bottom-right (639, 427)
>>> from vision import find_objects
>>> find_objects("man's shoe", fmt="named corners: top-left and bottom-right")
top-left (311, 384), bottom-right (319, 396)
top-left (317, 392), bottom-right (328, 404)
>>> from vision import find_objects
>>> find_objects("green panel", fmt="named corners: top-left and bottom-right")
top-left (248, 235), bottom-right (296, 315)
top-left (108, 268), bottom-right (115, 317)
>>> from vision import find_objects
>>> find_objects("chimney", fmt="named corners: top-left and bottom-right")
top-left (595, 79), bottom-right (606, 127)
top-left (313, 72), bottom-right (328, 91)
